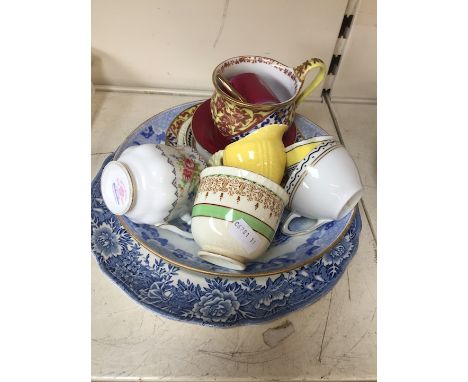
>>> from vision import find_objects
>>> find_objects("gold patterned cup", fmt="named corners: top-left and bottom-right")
top-left (210, 55), bottom-right (326, 143)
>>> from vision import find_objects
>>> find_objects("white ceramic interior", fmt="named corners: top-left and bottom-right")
top-left (216, 58), bottom-right (301, 103)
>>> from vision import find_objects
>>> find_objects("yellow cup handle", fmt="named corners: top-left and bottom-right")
top-left (294, 58), bottom-right (327, 104)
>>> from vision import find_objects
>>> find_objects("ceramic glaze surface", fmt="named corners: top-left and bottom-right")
top-left (211, 91), bottom-right (296, 138)
top-left (191, 99), bottom-right (298, 155)
top-left (103, 144), bottom-right (205, 225)
top-left (110, 102), bottom-right (357, 277)
top-left (165, 104), bottom-right (199, 147)
top-left (221, 124), bottom-right (287, 184)
top-left (192, 167), bottom-right (288, 270)
top-left (228, 103), bottom-right (296, 143)
top-left (285, 135), bottom-right (335, 169)
top-left (285, 144), bottom-right (362, 221)
top-left (210, 56), bottom-right (326, 139)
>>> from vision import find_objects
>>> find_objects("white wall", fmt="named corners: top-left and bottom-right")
top-left (92, 0), bottom-right (348, 99)
top-left (92, 0), bottom-right (376, 101)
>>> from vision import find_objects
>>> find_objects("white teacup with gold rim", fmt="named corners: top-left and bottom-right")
top-left (101, 144), bottom-right (206, 238)
top-left (191, 166), bottom-right (289, 271)
top-left (281, 140), bottom-right (362, 236)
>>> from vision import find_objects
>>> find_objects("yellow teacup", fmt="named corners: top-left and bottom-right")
top-left (285, 136), bottom-right (336, 169)
top-left (209, 124), bottom-right (287, 184)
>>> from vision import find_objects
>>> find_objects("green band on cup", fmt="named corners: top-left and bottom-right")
top-left (192, 203), bottom-right (275, 241)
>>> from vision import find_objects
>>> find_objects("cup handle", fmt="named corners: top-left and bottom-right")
top-left (155, 213), bottom-right (193, 239)
top-left (281, 212), bottom-right (331, 236)
top-left (293, 58), bottom-right (327, 105)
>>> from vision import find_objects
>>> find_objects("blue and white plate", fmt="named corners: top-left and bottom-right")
top-left (91, 101), bottom-right (362, 327)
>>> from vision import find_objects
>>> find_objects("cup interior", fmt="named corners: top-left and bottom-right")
top-left (215, 57), bottom-right (301, 103)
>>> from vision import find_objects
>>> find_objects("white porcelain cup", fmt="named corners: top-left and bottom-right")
top-left (283, 135), bottom-right (335, 182)
top-left (101, 144), bottom-right (206, 238)
top-left (281, 140), bottom-right (362, 236)
top-left (191, 166), bottom-right (289, 271)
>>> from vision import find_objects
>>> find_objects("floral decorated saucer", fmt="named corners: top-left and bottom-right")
top-left (92, 101), bottom-right (362, 327)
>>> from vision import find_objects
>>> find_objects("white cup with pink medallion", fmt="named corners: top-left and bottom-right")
top-left (191, 166), bottom-right (289, 271)
top-left (281, 139), bottom-right (363, 236)
top-left (100, 144), bottom-right (206, 238)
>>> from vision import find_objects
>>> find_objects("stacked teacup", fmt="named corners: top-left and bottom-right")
top-left (192, 123), bottom-right (290, 271)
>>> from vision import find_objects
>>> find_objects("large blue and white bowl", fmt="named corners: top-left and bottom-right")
top-left (91, 101), bottom-right (362, 327)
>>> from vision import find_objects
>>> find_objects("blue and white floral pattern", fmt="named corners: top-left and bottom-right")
top-left (92, 158), bottom-right (361, 327)
top-left (92, 102), bottom-right (362, 327)
top-left (92, 223), bottom-right (122, 259)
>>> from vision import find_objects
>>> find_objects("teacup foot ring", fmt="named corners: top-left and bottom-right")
top-left (198, 251), bottom-right (246, 271)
